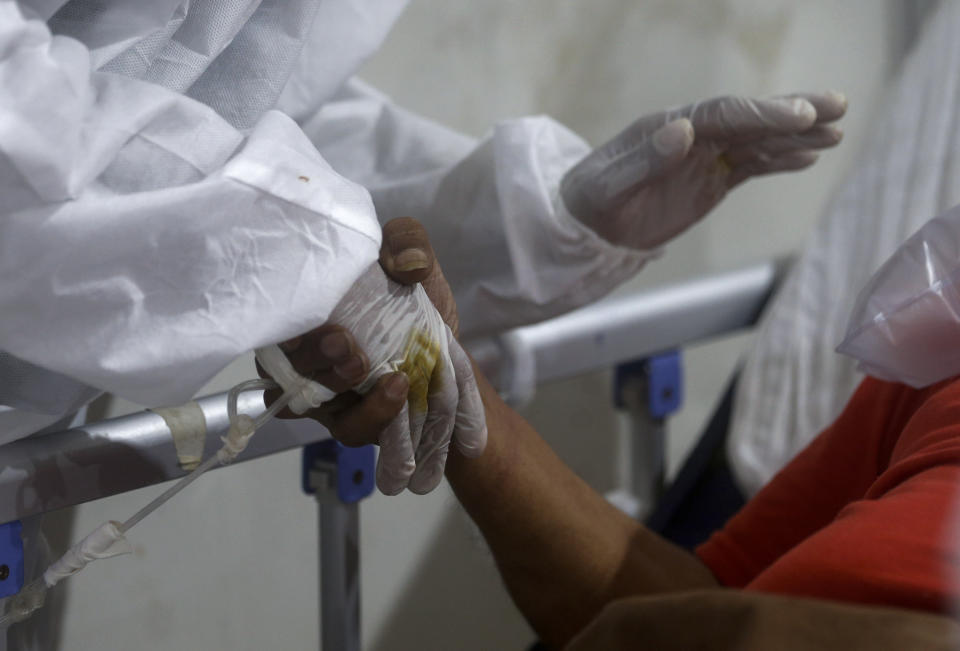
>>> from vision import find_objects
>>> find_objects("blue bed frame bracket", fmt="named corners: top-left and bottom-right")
top-left (0, 520), bottom-right (24, 599)
top-left (302, 439), bottom-right (374, 651)
top-left (302, 440), bottom-right (376, 504)
top-left (614, 350), bottom-right (683, 418)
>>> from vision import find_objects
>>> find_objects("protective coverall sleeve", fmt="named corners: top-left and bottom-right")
top-left (297, 79), bottom-right (654, 340)
top-left (0, 2), bottom-right (382, 406)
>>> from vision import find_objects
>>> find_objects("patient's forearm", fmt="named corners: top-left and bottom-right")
top-left (445, 366), bottom-right (718, 648)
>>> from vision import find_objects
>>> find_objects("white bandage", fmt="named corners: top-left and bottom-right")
top-left (217, 414), bottom-right (257, 465)
top-left (42, 521), bottom-right (132, 588)
top-left (254, 345), bottom-right (335, 415)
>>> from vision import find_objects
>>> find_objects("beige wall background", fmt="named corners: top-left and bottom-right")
top-left (45, 1), bottom-right (909, 649)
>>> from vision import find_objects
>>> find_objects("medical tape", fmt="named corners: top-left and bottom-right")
top-left (217, 414), bottom-right (256, 465)
top-left (255, 345), bottom-right (335, 414)
top-left (151, 402), bottom-right (207, 471)
top-left (42, 521), bottom-right (132, 588)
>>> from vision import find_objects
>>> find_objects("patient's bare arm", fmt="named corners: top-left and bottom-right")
top-left (444, 365), bottom-right (718, 648)
top-left (315, 218), bottom-right (718, 646)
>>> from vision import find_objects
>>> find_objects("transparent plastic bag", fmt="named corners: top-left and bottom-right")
top-left (837, 204), bottom-right (960, 388)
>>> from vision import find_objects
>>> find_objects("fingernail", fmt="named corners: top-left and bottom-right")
top-left (386, 373), bottom-right (409, 400)
top-left (320, 332), bottom-right (349, 360)
top-left (827, 90), bottom-right (848, 108)
top-left (394, 248), bottom-right (429, 272)
top-left (334, 355), bottom-right (364, 380)
top-left (788, 98), bottom-right (816, 121)
top-left (652, 119), bottom-right (692, 156)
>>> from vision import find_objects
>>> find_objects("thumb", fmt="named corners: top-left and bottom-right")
top-left (379, 217), bottom-right (460, 335)
top-left (650, 118), bottom-right (696, 165)
top-left (380, 217), bottom-right (436, 285)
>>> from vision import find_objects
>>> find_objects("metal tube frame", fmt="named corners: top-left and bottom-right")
top-left (0, 258), bottom-right (787, 649)
top-left (319, 499), bottom-right (361, 651)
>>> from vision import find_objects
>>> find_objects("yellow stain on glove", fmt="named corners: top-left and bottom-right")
top-left (395, 329), bottom-right (441, 413)
top-left (715, 152), bottom-right (733, 175)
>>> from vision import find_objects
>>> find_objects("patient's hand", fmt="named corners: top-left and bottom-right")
top-left (378, 217), bottom-right (460, 337)
top-left (261, 218), bottom-right (480, 486)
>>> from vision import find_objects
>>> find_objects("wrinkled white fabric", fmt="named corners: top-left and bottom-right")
top-left (0, 1), bottom-right (383, 413)
top-left (0, 407), bottom-right (62, 448)
top-left (2, 0), bottom-right (652, 442)
top-left (277, 0), bottom-right (407, 121)
top-left (729, 0), bottom-right (960, 495)
top-left (837, 204), bottom-right (960, 388)
top-left (301, 80), bottom-right (656, 339)
top-left (0, 352), bottom-right (99, 418)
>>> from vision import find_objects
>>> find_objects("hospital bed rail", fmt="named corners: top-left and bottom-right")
top-left (0, 256), bottom-right (789, 650)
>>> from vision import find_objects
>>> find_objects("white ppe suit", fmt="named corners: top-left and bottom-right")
top-left (0, 2), bottom-right (846, 646)
top-left (0, 0), bottom-right (649, 445)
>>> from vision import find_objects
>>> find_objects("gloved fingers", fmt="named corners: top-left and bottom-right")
top-left (721, 124), bottom-right (842, 163)
top-left (720, 125), bottom-right (841, 169)
top-left (407, 354), bottom-right (459, 494)
top-left (778, 90), bottom-right (848, 124)
top-left (561, 118), bottom-right (693, 220)
top-left (446, 329), bottom-right (487, 458)
top-left (408, 328), bottom-right (487, 495)
top-left (380, 217), bottom-right (435, 285)
top-left (726, 150), bottom-right (819, 188)
top-left (407, 443), bottom-right (450, 496)
top-left (686, 95), bottom-right (816, 140)
top-left (406, 392), bottom-right (428, 459)
top-left (326, 372), bottom-right (409, 447)
top-left (376, 400), bottom-right (417, 495)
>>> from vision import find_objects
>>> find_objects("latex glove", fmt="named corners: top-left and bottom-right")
top-left (560, 92), bottom-right (847, 250)
top-left (263, 262), bottom-right (486, 495)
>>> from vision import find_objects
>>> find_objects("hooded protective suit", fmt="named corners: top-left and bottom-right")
top-left (1, 0), bottom-right (845, 448)
top-left (0, 0), bottom-right (654, 445)
top-left (0, 1), bottom-right (849, 646)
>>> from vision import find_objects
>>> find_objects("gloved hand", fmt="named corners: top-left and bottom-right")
top-left (337, 263), bottom-right (487, 495)
top-left (560, 92), bottom-right (847, 250)
top-left (261, 248), bottom-right (486, 496)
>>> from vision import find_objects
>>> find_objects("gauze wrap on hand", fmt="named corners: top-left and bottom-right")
top-left (837, 203), bottom-right (960, 388)
top-left (263, 263), bottom-right (486, 495)
top-left (336, 264), bottom-right (486, 494)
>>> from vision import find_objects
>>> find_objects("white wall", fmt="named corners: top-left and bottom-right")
top-left (46, 2), bottom-right (899, 649)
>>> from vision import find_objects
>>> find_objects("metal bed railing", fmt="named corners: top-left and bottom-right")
top-left (0, 257), bottom-right (788, 650)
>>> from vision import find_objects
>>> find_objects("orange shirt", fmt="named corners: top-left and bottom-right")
top-left (697, 376), bottom-right (960, 613)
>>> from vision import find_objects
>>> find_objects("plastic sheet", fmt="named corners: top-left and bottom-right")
top-left (838, 205), bottom-right (960, 388)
